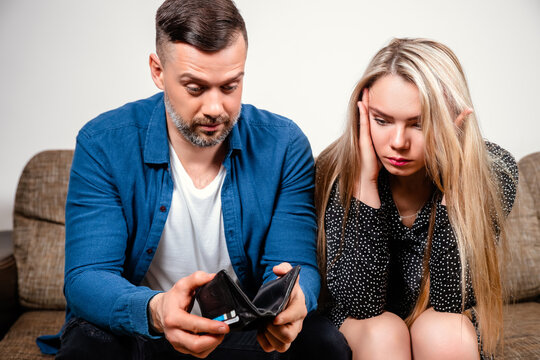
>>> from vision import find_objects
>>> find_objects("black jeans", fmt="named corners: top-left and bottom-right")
top-left (56, 312), bottom-right (351, 360)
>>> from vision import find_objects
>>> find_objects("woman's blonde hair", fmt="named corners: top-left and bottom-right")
top-left (315, 38), bottom-right (510, 356)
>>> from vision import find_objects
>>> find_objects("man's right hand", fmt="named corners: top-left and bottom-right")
top-left (148, 271), bottom-right (230, 358)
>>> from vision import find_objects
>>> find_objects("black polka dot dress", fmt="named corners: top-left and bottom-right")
top-left (324, 142), bottom-right (518, 359)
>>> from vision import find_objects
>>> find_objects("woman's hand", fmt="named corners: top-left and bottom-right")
top-left (355, 88), bottom-right (382, 208)
top-left (441, 108), bottom-right (473, 206)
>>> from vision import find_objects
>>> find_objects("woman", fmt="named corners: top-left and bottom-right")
top-left (315, 38), bottom-right (517, 359)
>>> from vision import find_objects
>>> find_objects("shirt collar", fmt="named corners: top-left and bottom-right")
top-left (143, 93), bottom-right (169, 165)
top-left (228, 106), bottom-right (245, 153)
top-left (143, 93), bottom-right (245, 164)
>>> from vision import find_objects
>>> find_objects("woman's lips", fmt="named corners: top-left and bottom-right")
top-left (387, 157), bottom-right (411, 166)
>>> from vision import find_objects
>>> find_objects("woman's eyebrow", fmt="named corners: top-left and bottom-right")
top-left (369, 106), bottom-right (393, 119)
top-left (369, 106), bottom-right (420, 121)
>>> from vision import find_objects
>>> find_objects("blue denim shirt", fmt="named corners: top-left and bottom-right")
top-left (56, 93), bottom-right (319, 345)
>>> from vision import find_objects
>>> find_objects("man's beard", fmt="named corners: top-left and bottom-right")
top-left (164, 93), bottom-right (239, 148)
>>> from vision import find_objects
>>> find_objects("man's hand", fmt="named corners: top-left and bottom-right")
top-left (148, 271), bottom-right (230, 358)
top-left (256, 262), bottom-right (307, 353)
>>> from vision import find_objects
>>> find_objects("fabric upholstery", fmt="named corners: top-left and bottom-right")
top-left (12, 150), bottom-right (73, 309)
top-left (13, 215), bottom-right (66, 309)
top-left (502, 302), bottom-right (540, 359)
top-left (0, 255), bottom-right (19, 338)
top-left (504, 152), bottom-right (540, 301)
top-left (0, 311), bottom-right (64, 359)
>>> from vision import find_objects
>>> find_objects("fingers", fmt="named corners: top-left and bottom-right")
top-left (357, 88), bottom-right (370, 142)
top-left (171, 311), bottom-right (229, 335)
top-left (257, 329), bottom-right (275, 352)
top-left (273, 280), bottom-right (306, 326)
top-left (258, 315), bottom-right (303, 353)
top-left (272, 262), bottom-right (293, 277)
top-left (266, 321), bottom-right (302, 347)
top-left (151, 272), bottom-right (221, 333)
top-left (454, 108), bottom-right (473, 129)
top-left (271, 264), bottom-right (306, 326)
top-left (162, 303), bottom-right (228, 357)
top-left (175, 271), bottom-right (216, 298)
top-left (257, 326), bottom-right (292, 353)
top-left (151, 271), bottom-right (231, 357)
top-left (259, 280), bottom-right (306, 352)
top-left (257, 266), bottom-right (307, 353)
top-left (167, 330), bottom-right (225, 358)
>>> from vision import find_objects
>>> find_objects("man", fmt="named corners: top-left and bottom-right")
top-left (44, 0), bottom-right (350, 359)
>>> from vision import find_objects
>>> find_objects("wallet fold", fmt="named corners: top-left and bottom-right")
top-left (195, 265), bottom-right (301, 331)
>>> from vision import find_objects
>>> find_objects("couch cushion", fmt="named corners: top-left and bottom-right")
top-left (502, 301), bottom-right (540, 359)
top-left (503, 152), bottom-right (540, 301)
top-left (0, 310), bottom-right (64, 359)
top-left (13, 216), bottom-right (66, 309)
top-left (13, 150), bottom-right (73, 310)
top-left (0, 255), bottom-right (19, 338)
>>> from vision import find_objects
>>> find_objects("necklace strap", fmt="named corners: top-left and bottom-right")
top-left (397, 207), bottom-right (421, 220)
top-left (398, 210), bottom-right (419, 220)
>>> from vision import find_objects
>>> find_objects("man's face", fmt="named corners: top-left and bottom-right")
top-left (150, 34), bottom-right (247, 147)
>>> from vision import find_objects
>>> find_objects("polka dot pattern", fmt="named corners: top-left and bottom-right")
top-left (324, 142), bottom-right (517, 359)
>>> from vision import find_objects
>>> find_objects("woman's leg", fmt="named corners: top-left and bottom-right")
top-left (410, 308), bottom-right (479, 360)
top-left (339, 312), bottom-right (411, 360)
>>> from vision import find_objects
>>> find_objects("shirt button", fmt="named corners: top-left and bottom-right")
top-left (159, 206), bottom-right (166, 212)
top-left (146, 248), bottom-right (153, 254)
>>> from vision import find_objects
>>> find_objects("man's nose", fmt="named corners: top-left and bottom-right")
top-left (202, 89), bottom-right (225, 120)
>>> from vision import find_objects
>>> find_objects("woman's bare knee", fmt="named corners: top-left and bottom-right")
top-left (410, 308), bottom-right (479, 360)
top-left (340, 312), bottom-right (411, 360)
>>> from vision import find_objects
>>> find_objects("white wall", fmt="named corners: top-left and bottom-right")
top-left (1, 0), bottom-right (539, 230)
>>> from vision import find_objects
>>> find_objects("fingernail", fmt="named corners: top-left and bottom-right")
top-left (218, 326), bottom-right (227, 333)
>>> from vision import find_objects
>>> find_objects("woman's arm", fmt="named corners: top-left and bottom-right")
top-left (429, 142), bottom-right (518, 313)
top-left (485, 141), bottom-right (519, 216)
top-left (325, 183), bottom-right (389, 327)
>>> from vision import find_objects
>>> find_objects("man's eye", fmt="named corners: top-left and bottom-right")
top-left (221, 84), bottom-right (238, 93)
top-left (186, 85), bottom-right (203, 94)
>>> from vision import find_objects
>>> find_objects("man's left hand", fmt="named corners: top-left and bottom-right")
top-left (256, 262), bottom-right (307, 353)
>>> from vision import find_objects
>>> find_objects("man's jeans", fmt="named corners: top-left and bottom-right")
top-left (55, 312), bottom-right (351, 360)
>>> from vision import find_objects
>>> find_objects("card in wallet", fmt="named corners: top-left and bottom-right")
top-left (195, 265), bottom-right (301, 331)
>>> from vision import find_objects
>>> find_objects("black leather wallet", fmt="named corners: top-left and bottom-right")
top-left (195, 265), bottom-right (301, 331)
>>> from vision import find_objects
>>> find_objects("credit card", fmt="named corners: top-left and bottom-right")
top-left (212, 310), bottom-right (237, 323)
top-left (224, 315), bottom-right (239, 325)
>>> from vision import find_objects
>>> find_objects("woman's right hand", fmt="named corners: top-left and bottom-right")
top-left (355, 88), bottom-right (382, 208)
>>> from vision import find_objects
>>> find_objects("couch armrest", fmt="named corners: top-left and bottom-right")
top-left (0, 254), bottom-right (20, 340)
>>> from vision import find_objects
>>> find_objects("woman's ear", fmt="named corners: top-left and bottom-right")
top-left (454, 108), bottom-right (473, 129)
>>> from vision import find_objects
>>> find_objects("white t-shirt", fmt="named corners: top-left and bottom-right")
top-left (141, 143), bottom-right (237, 315)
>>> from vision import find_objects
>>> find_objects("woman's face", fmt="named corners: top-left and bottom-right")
top-left (368, 75), bottom-right (426, 179)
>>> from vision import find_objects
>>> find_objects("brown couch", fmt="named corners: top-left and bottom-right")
top-left (0, 149), bottom-right (538, 359)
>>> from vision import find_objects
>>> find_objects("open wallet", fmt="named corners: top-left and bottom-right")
top-left (195, 265), bottom-right (301, 331)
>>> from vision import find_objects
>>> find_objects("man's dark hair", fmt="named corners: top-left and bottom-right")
top-left (156, 0), bottom-right (247, 61)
